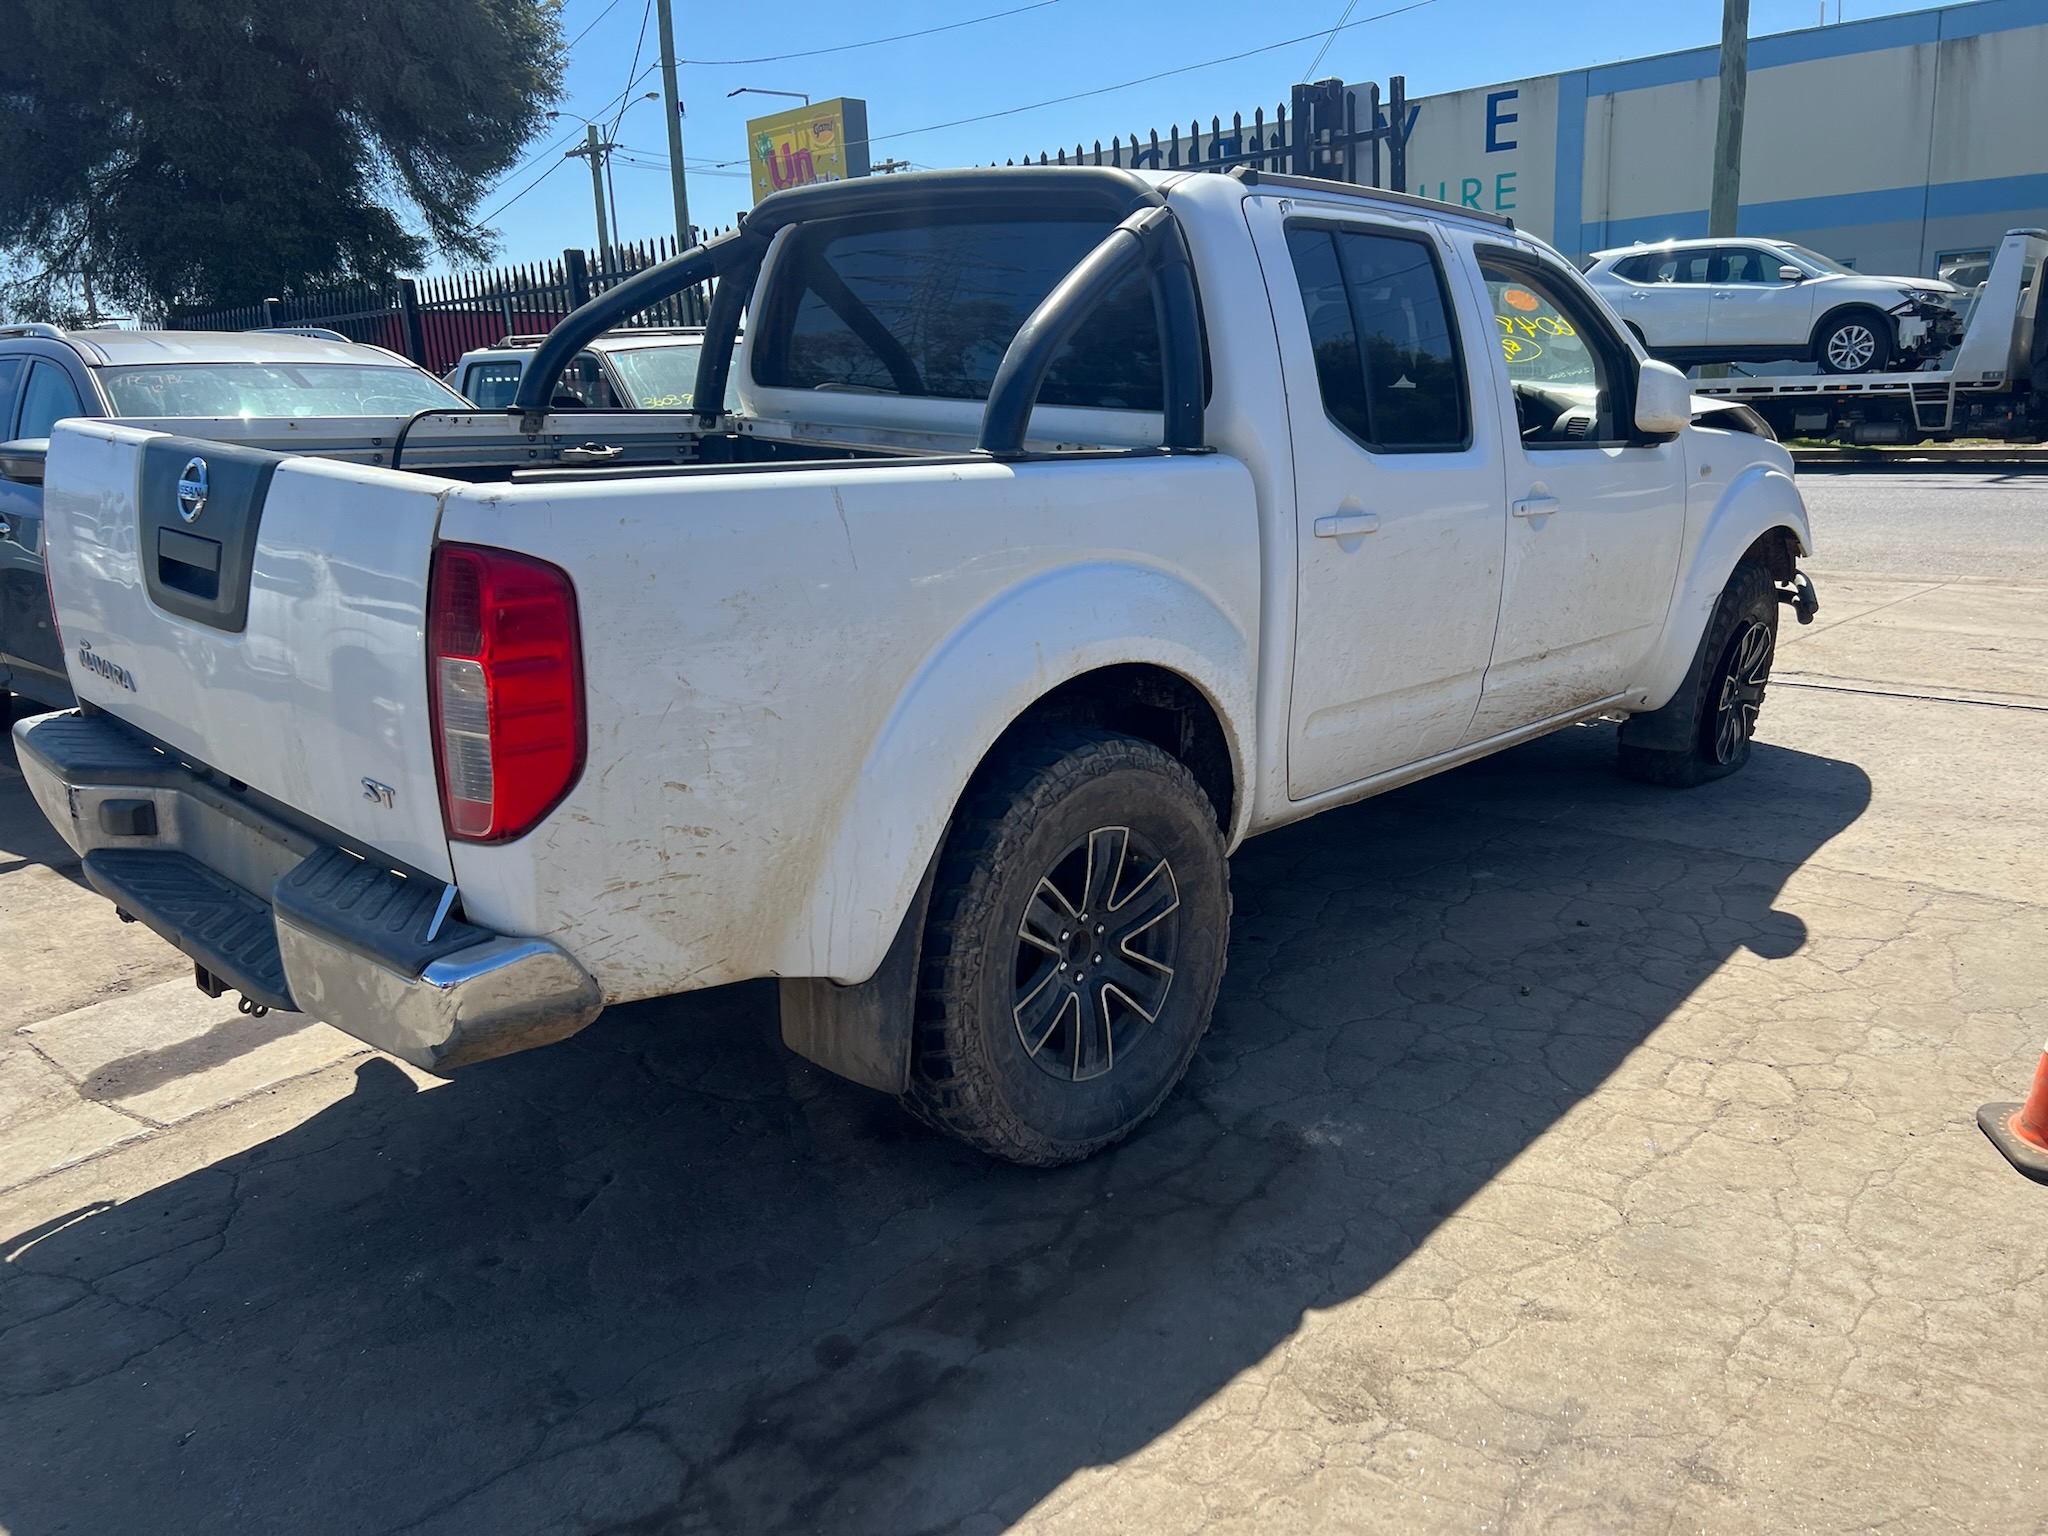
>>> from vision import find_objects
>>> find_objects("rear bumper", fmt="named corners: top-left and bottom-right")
top-left (12, 709), bottom-right (602, 1070)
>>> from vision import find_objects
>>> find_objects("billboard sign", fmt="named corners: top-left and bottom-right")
top-left (747, 98), bottom-right (871, 204)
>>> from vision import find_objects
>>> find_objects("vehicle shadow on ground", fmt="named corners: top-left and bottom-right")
top-left (0, 724), bottom-right (1871, 1535)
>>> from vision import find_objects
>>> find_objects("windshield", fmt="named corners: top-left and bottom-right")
top-left (602, 342), bottom-right (705, 409)
top-left (1776, 243), bottom-right (1855, 276)
top-left (97, 362), bottom-right (466, 418)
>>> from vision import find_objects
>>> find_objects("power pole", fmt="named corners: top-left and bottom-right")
top-left (654, 0), bottom-right (692, 246)
top-left (1709, 0), bottom-right (1749, 239)
top-left (566, 124), bottom-right (614, 257)
top-left (1704, 0), bottom-right (1750, 379)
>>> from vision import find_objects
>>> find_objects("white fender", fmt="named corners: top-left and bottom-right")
top-left (1634, 460), bottom-right (1811, 712)
top-left (775, 560), bottom-right (1257, 983)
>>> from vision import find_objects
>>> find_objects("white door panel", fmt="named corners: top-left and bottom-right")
top-left (1621, 283), bottom-right (1706, 347)
top-left (1706, 246), bottom-right (1819, 348)
top-left (1461, 245), bottom-right (1686, 740)
top-left (1245, 196), bottom-right (1508, 800)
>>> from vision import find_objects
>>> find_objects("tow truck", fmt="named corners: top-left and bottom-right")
top-left (1689, 228), bottom-right (2047, 444)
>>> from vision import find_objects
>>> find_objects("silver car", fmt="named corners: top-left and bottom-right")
top-left (1582, 238), bottom-right (1963, 373)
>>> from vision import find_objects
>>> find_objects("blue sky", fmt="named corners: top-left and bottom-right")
top-left (465, 0), bottom-right (1959, 268)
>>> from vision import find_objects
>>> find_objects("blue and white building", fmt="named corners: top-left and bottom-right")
top-left (1386, 0), bottom-right (2048, 278)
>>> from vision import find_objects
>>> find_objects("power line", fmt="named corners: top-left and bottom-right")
top-left (563, 0), bottom-right (630, 52)
top-left (870, 0), bottom-right (1437, 147)
top-left (1300, 0), bottom-right (1365, 81)
top-left (608, 0), bottom-right (655, 135)
top-left (476, 155), bottom-right (577, 223)
top-left (692, 0), bottom-right (1437, 166)
top-left (480, 62), bottom-right (662, 218)
top-left (678, 1), bottom-right (1060, 67)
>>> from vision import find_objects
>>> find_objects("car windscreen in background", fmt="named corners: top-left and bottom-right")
top-left (604, 343), bottom-right (705, 409)
top-left (98, 364), bottom-right (465, 417)
top-left (753, 214), bottom-right (1166, 411)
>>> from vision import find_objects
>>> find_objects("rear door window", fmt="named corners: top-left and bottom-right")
top-left (1643, 251), bottom-right (1714, 284)
top-left (1284, 222), bottom-right (1469, 453)
top-left (753, 214), bottom-right (1174, 410)
top-left (16, 361), bottom-right (86, 438)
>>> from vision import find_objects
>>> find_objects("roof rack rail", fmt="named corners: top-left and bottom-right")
top-left (1227, 166), bottom-right (1516, 230)
top-left (255, 325), bottom-right (350, 342)
top-left (0, 322), bottom-right (67, 341)
top-left (491, 324), bottom-right (709, 350)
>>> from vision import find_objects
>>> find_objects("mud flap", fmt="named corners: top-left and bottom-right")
top-left (778, 847), bottom-right (942, 1096)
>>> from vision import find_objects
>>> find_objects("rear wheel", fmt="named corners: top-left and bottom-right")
top-left (1618, 561), bottom-right (1778, 787)
top-left (1815, 309), bottom-right (1891, 374)
top-left (906, 730), bottom-right (1229, 1166)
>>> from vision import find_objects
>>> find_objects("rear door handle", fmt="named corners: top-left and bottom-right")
top-left (1512, 496), bottom-right (1561, 519)
top-left (1314, 511), bottom-right (1380, 538)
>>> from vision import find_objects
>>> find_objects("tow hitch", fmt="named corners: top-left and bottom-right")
top-left (195, 962), bottom-right (274, 1019)
top-left (1778, 571), bottom-right (1820, 625)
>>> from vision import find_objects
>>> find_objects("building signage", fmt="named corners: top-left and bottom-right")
top-left (1387, 75), bottom-right (1560, 238)
top-left (747, 98), bottom-right (871, 204)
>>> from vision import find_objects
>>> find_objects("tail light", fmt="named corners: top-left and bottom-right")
top-left (427, 543), bottom-right (584, 842)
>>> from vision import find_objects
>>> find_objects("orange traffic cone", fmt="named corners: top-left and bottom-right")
top-left (1979, 1043), bottom-right (2048, 1184)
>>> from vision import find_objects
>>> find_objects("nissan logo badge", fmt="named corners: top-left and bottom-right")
top-left (176, 456), bottom-right (209, 523)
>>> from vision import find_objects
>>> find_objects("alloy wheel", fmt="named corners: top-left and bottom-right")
top-left (1826, 323), bottom-right (1878, 372)
top-left (1013, 825), bottom-right (1180, 1082)
top-left (1712, 619), bottom-right (1775, 764)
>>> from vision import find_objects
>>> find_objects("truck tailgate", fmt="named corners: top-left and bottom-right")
top-left (43, 422), bottom-right (455, 882)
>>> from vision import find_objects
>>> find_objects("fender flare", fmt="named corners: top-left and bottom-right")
top-left (772, 559), bottom-right (1256, 984)
top-left (1634, 462), bottom-right (1810, 714)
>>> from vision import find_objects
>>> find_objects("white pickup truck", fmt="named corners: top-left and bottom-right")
top-left (16, 166), bottom-right (1816, 1166)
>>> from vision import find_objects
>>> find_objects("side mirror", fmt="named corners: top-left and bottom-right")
top-left (0, 439), bottom-right (48, 486)
top-left (1633, 360), bottom-right (1691, 438)
top-left (1779, 264), bottom-right (1805, 282)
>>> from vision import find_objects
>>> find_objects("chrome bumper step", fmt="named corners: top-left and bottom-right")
top-left (14, 709), bottom-right (604, 1072)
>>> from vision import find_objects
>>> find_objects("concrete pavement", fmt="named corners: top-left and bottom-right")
top-left (1, 472), bottom-right (2043, 1534)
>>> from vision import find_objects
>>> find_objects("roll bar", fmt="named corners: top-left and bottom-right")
top-left (510, 165), bottom-right (1207, 454)
top-left (978, 204), bottom-right (1204, 458)
top-left (513, 226), bottom-right (768, 423)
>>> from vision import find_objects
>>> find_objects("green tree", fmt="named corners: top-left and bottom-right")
top-left (0, 0), bottom-right (565, 319)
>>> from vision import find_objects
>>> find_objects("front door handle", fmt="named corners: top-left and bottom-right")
top-left (1512, 496), bottom-right (1561, 519)
top-left (1314, 511), bottom-right (1380, 538)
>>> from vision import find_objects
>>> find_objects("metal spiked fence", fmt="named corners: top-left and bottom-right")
top-left (1011, 79), bottom-right (1411, 192)
top-left (168, 230), bottom-right (731, 376)
top-left (169, 76), bottom-right (1413, 374)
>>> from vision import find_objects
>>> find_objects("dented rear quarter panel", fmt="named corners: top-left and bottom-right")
top-left (436, 454), bottom-right (1262, 1000)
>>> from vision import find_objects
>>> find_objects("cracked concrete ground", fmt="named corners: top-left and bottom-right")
top-left (1, 470), bottom-right (2043, 1534)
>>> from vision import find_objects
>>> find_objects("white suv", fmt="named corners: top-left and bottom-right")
top-left (447, 326), bottom-right (736, 412)
top-left (1583, 238), bottom-right (1962, 373)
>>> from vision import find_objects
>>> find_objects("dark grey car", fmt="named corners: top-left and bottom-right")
top-left (0, 324), bottom-right (465, 708)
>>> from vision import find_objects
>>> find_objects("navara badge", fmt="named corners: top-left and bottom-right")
top-left (176, 457), bottom-right (208, 522)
